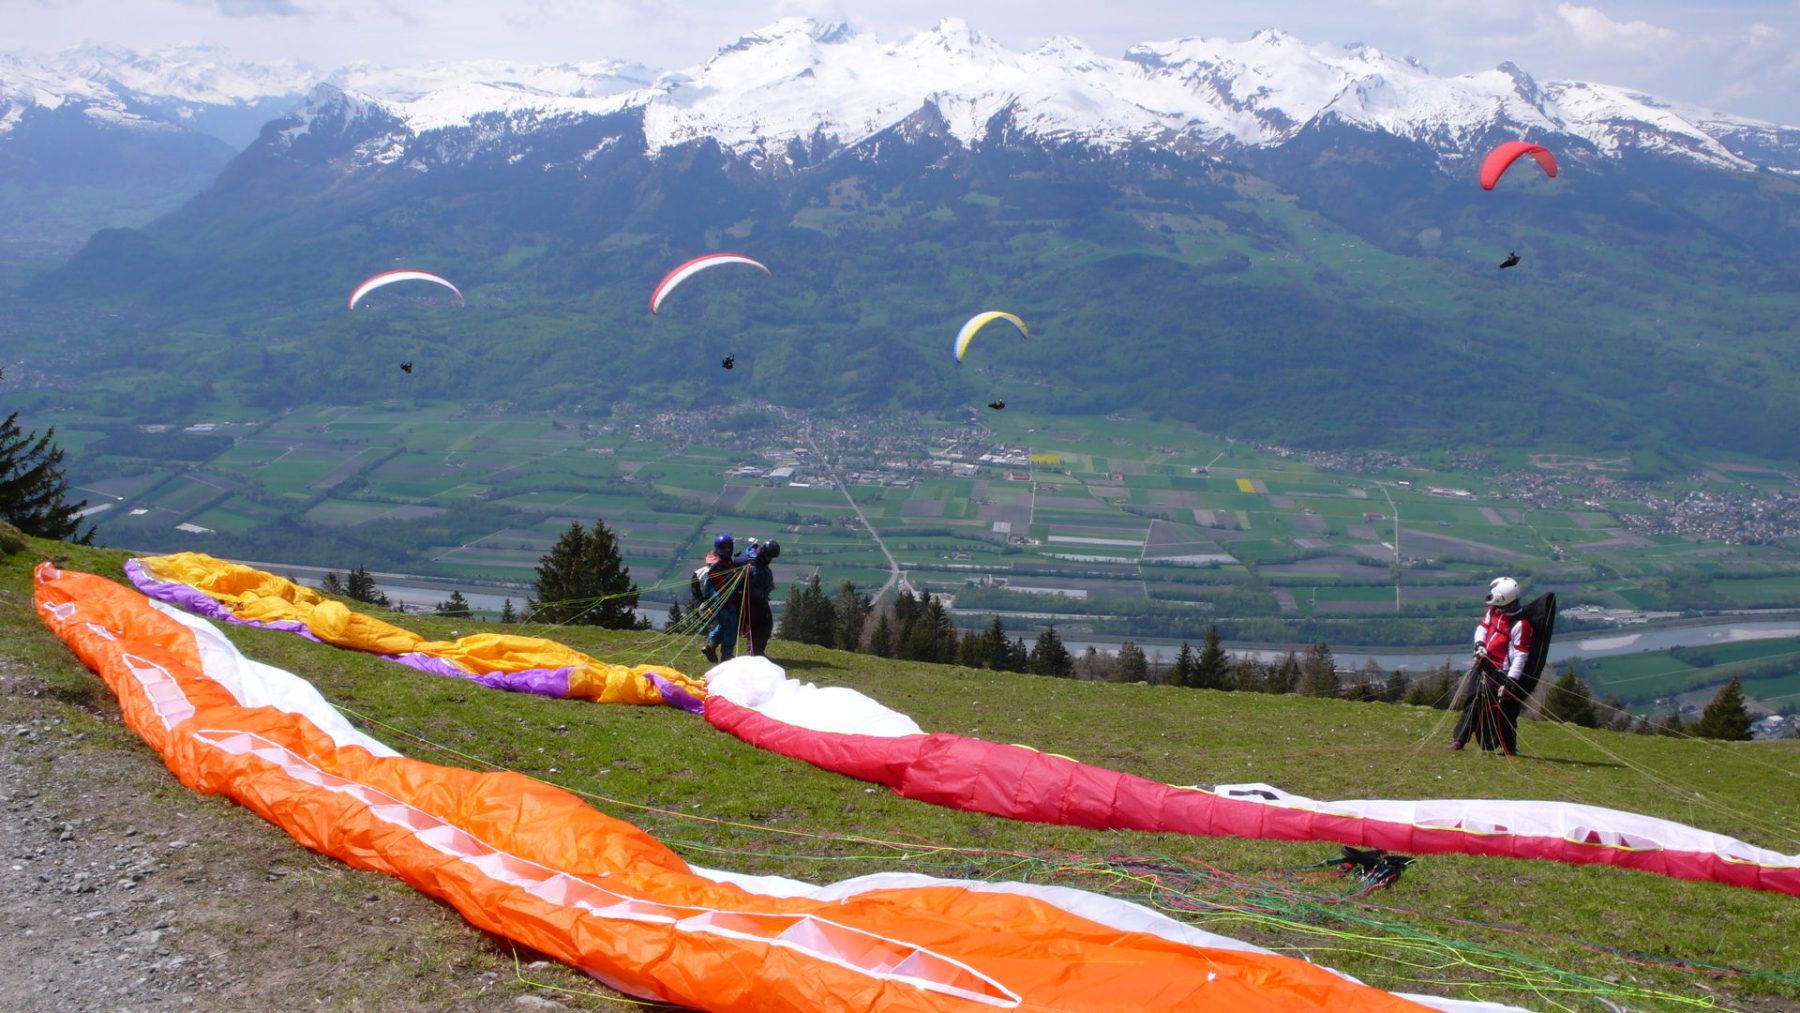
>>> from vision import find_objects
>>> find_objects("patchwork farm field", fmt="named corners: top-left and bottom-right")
top-left (44, 402), bottom-right (1800, 711)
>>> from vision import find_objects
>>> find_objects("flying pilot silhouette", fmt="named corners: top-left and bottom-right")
top-left (721, 355), bottom-right (735, 370)
top-left (399, 361), bottom-right (414, 374)
top-left (987, 400), bottom-right (1006, 411)
top-left (1498, 252), bottom-right (1520, 269)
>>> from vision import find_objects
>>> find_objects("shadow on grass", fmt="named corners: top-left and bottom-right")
top-left (764, 658), bottom-right (835, 671)
top-left (1520, 753), bottom-right (1627, 770)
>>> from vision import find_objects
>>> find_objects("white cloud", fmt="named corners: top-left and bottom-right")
top-left (175, 0), bottom-right (302, 16)
top-left (774, 0), bottom-right (847, 19)
top-left (1553, 3), bottom-right (1681, 52)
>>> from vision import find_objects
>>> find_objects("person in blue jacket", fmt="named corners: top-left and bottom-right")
top-left (700, 534), bottom-right (747, 664)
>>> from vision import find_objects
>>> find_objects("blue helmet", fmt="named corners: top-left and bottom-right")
top-left (714, 533), bottom-right (734, 553)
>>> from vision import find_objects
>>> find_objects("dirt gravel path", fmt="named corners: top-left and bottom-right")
top-left (0, 654), bottom-right (631, 1011)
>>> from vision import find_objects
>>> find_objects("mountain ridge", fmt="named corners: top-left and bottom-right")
top-left (7, 21), bottom-right (1799, 464)
top-left (5, 20), bottom-right (1794, 170)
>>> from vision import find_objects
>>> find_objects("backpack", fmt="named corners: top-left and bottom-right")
top-left (1513, 593), bottom-right (1558, 699)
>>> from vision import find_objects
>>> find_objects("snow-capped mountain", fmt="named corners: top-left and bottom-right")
top-left (27, 23), bottom-right (1798, 465)
top-left (250, 18), bottom-right (1790, 178)
top-left (0, 44), bottom-right (317, 252)
top-left (3, 44), bottom-right (315, 148)
top-left (47, 43), bottom-right (314, 109)
top-left (5, 20), bottom-right (1793, 175)
top-left (0, 52), bottom-right (184, 137)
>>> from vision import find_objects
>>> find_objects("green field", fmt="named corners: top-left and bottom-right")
top-left (35, 403), bottom-right (1800, 673)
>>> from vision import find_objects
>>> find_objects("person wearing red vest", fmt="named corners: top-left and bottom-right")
top-left (1449, 576), bottom-right (1535, 754)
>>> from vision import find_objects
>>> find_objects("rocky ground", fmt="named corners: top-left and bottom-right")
top-left (0, 655), bottom-right (636, 1011)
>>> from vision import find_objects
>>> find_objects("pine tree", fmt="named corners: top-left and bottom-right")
top-left (926, 594), bottom-right (957, 649)
top-left (434, 590), bottom-right (472, 618)
top-left (1404, 662), bottom-right (1455, 708)
top-left (1692, 677), bottom-right (1753, 741)
top-left (1028, 626), bottom-right (1074, 677)
top-left (1267, 651), bottom-right (1302, 695)
top-left (0, 412), bottom-right (92, 543)
top-left (1195, 625), bottom-right (1230, 691)
top-left (587, 519), bottom-right (644, 629)
top-left (1382, 666), bottom-right (1411, 704)
top-left (1298, 643), bottom-right (1338, 697)
top-left (1344, 659), bottom-right (1386, 703)
top-left (867, 613), bottom-right (896, 658)
top-left (1169, 642), bottom-right (1197, 689)
top-left (528, 520), bottom-right (641, 627)
top-left (958, 630), bottom-right (985, 668)
top-left (1653, 711), bottom-right (1686, 736)
top-left (979, 615), bottom-right (1011, 670)
top-left (901, 594), bottom-right (955, 662)
top-left (499, 598), bottom-right (517, 623)
top-left (320, 571), bottom-right (347, 596)
top-left (777, 584), bottom-right (806, 640)
top-left (1543, 667), bottom-right (1601, 727)
top-left (530, 522), bottom-right (592, 624)
top-left (1229, 656), bottom-right (1261, 693)
top-left (1010, 636), bottom-right (1030, 673)
top-left (798, 581), bottom-right (837, 647)
top-left (891, 588), bottom-right (919, 647)
top-left (345, 566), bottom-right (391, 607)
top-left (1115, 641), bottom-right (1148, 683)
top-left (665, 600), bottom-right (683, 630)
top-left (900, 617), bottom-right (937, 661)
top-left (831, 581), bottom-right (871, 651)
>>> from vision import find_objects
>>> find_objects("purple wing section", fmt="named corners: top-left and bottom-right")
top-left (127, 559), bottom-right (324, 642)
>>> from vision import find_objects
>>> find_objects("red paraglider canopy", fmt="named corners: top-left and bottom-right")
top-left (1479, 141), bottom-right (1559, 191)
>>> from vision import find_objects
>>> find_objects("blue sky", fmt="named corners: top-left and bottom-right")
top-left (11, 0), bottom-right (1798, 121)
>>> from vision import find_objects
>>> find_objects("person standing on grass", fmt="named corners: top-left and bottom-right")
top-left (700, 534), bottom-right (748, 664)
top-left (1449, 576), bottom-right (1536, 755)
top-left (742, 538), bottom-right (780, 656)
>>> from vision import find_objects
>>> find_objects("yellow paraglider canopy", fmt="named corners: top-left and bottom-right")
top-left (953, 311), bottom-right (1027, 362)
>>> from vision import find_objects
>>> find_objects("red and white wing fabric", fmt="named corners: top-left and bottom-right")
top-left (705, 659), bottom-right (1800, 898)
top-left (348, 270), bottom-right (465, 310)
top-left (649, 253), bottom-right (770, 315)
top-left (40, 564), bottom-right (1510, 1013)
top-left (115, 557), bottom-right (1800, 900)
top-left (1478, 142), bottom-right (1558, 191)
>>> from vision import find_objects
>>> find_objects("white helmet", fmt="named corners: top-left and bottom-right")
top-left (1485, 576), bottom-right (1520, 608)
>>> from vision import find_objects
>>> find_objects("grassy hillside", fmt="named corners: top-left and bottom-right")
top-left (4, 533), bottom-right (1798, 1010)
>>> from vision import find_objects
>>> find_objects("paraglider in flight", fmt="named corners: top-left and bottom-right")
top-left (649, 254), bottom-right (771, 315)
top-left (987, 400), bottom-right (1006, 411)
top-left (1479, 141), bottom-right (1558, 191)
top-left (953, 311), bottom-right (1028, 362)
top-left (721, 355), bottom-right (735, 370)
top-left (1498, 252), bottom-right (1520, 270)
top-left (348, 271), bottom-right (465, 310)
top-left (399, 361), bottom-right (414, 374)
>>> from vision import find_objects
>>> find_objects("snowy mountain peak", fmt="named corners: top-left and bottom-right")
top-left (48, 42), bottom-right (316, 107)
top-left (924, 18), bottom-right (991, 50)
top-left (6, 22), bottom-right (1794, 175)
top-left (719, 17), bottom-right (854, 55)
